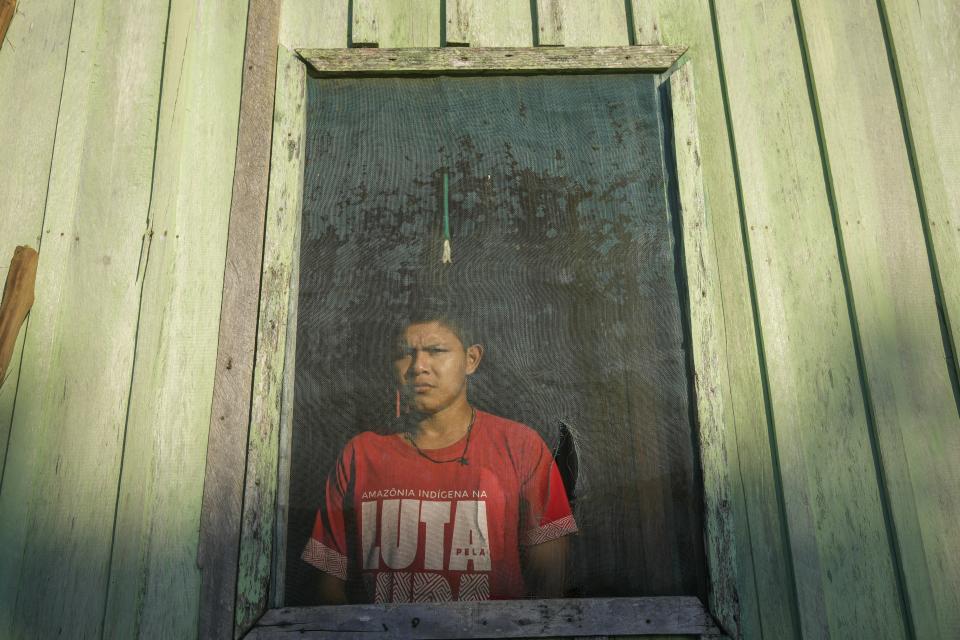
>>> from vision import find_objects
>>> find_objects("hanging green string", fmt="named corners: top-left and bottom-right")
top-left (442, 170), bottom-right (452, 264)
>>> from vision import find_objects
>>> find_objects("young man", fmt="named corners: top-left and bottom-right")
top-left (302, 309), bottom-right (577, 603)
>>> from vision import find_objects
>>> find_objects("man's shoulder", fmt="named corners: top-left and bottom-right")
top-left (342, 430), bottom-right (397, 454)
top-left (476, 410), bottom-right (545, 445)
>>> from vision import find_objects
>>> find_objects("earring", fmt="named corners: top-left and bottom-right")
top-left (395, 388), bottom-right (401, 418)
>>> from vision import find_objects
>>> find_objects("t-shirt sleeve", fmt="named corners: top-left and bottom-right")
top-left (520, 434), bottom-right (578, 546)
top-left (301, 442), bottom-right (352, 580)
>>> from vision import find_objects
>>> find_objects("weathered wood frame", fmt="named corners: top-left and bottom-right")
top-left (208, 44), bottom-right (740, 639)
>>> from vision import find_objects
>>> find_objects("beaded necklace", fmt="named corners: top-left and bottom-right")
top-left (403, 408), bottom-right (476, 466)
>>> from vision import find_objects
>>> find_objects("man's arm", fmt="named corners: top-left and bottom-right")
top-left (523, 535), bottom-right (570, 597)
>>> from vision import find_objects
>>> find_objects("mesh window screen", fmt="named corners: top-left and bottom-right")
top-left (285, 73), bottom-right (708, 604)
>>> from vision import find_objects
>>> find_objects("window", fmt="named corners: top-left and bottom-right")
top-left (225, 46), bottom-right (737, 639)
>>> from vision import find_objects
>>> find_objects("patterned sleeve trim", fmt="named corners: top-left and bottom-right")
top-left (521, 514), bottom-right (578, 546)
top-left (301, 538), bottom-right (348, 580)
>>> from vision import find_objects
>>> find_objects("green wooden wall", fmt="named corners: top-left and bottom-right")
top-left (0, 0), bottom-right (248, 637)
top-left (0, 0), bottom-right (957, 638)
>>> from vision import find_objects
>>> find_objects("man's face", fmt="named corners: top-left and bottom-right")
top-left (393, 321), bottom-right (482, 415)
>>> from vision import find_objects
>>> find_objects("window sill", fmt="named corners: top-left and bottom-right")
top-left (247, 596), bottom-right (725, 638)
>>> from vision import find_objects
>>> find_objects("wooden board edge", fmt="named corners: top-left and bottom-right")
top-left (234, 44), bottom-right (308, 636)
top-left (269, 49), bottom-right (306, 602)
top-left (296, 45), bottom-right (686, 76)
top-left (665, 61), bottom-right (741, 638)
top-left (712, 1), bottom-right (913, 634)
top-left (270, 187), bottom-right (302, 609)
top-left (247, 597), bottom-right (723, 638)
top-left (632, 3), bottom-right (804, 636)
top-left (197, 1), bottom-right (282, 638)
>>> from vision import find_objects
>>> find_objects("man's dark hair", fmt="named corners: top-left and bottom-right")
top-left (392, 294), bottom-right (477, 348)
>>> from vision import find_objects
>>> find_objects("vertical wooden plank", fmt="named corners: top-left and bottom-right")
top-left (352, 0), bottom-right (440, 48)
top-left (0, 0), bottom-right (76, 479)
top-left (797, 0), bottom-right (960, 637)
top-left (553, 0), bottom-right (627, 45)
top-left (0, 0), bottom-right (167, 636)
top-left (879, 0), bottom-right (960, 391)
top-left (271, 215), bottom-right (301, 608)
top-left (196, 0), bottom-right (281, 637)
top-left (537, 0), bottom-right (627, 46)
top-left (712, 0), bottom-right (910, 637)
top-left (99, 1), bottom-right (248, 638)
top-left (445, 0), bottom-right (471, 45)
top-left (235, 46), bottom-right (307, 637)
top-left (632, 2), bottom-right (801, 638)
top-left (279, 0), bottom-right (348, 50)
top-left (446, 0), bottom-right (533, 47)
top-left (535, 0), bottom-right (563, 45)
top-left (351, 0), bottom-right (379, 46)
top-left (666, 62), bottom-right (740, 640)
top-left (273, 0), bottom-right (347, 611)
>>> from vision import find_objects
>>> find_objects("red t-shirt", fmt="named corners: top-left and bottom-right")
top-left (302, 410), bottom-right (577, 603)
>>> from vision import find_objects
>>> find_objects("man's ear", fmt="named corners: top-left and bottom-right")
top-left (465, 344), bottom-right (484, 375)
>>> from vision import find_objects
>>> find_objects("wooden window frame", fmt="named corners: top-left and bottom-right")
top-left (199, 34), bottom-right (740, 640)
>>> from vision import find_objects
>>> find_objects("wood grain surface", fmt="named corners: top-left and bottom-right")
top-left (249, 597), bottom-right (721, 639)
top-left (196, 1), bottom-right (280, 638)
top-left (534, 0), bottom-right (564, 46)
top-left (536, 0), bottom-right (629, 47)
top-left (351, 0), bottom-right (440, 48)
top-left (666, 62), bottom-right (741, 639)
top-left (445, 0), bottom-right (533, 47)
top-left (0, 0), bottom-right (75, 481)
top-left (350, 0), bottom-right (379, 47)
top-left (271, 192), bottom-right (302, 610)
top-left (0, 0), bottom-right (949, 638)
top-left (796, 0), bottom-right (960, 636)
top-left (713, 0), bottom-right (910, 636)
top-left (272, 0), bottom-right (351, 613)
top-left (100, 1), bottom-right (248, 637)
top-left (279, 0), bottom-right (347, 50)
top-left (630, 1), bottom-right (800, 638)
top-left (299, 45), bottom-right (685, 76)
top-left (234, 46), bottom-right (307, 637)
top-left (0, 0), bottom-right (167, 636)
top-left (879, 0), bottom-right (960, 404)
